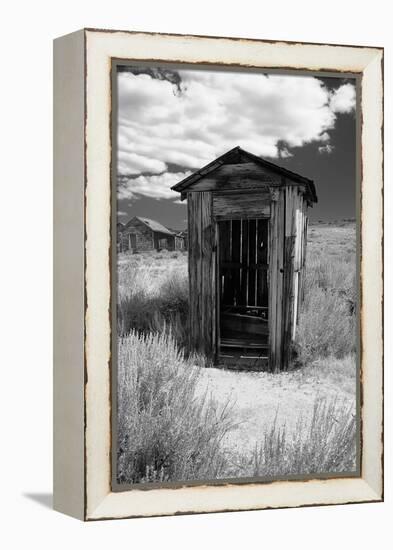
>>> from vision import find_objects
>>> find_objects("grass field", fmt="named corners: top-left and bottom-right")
top-left (117, 221), bottom-right (357, 483)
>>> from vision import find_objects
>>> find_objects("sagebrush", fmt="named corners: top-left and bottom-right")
top-left (236, 398), bottom-right (356, 477)
top-left (117, 331), bottom-right (236, 483)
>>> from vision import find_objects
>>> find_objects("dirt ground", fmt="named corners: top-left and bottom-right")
top-left (196, 356), bottom-right (356, 454)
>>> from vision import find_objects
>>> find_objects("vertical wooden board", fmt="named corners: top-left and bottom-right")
top-left (240, 219), bottom-right (249, 305)
top-left (195, 193), bottom-right (203, 353)
top-left (274, 188), bottom-right (285, 371)
top-left (301, 212), bottom-right (309, 302)
top-left (201, 192), bottom-right (213, 357)
top-left (231, 219), bottom-right (241, 305)
top-left (285, 186), bottom-right (295, 237)
top-left (212, 221), bottom-right (219, 361)
top-left (268, 202), bottom-right (277, 370)
top-left (285, 186), bottom-right (292, 236)
top-left (187, 193), bottom-right (195, 350)
top-left (188, 193), bottom-right (202, 352)
top-left (248, 219), bottom-right (256, 306)
top-left (268, 188), bottom-right (285, 372)
top-left (298, 198), bottom-right (306, 307)
top-left (282, 235), bottom-right (296, 369)
top-left (280, 186), bottom-right (296, 369)
top-left (292, 191), bottom-right (302, 338)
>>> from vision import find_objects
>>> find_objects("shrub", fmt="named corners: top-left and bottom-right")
top-left (296, 287), bottom-right (356, 363)
top-left (296, 253), bottom-right (356, 364)
top-left (117, 331), bottom-right (236, 484)
top-left (240, 397), bottom-right (356, 478)
top-left (117, 268), bottom-right (189, 349)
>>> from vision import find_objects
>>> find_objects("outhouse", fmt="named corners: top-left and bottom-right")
top-left (171, 146), bottom-right (317, 372)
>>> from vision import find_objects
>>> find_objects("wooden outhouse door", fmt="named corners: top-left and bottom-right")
top-left (218, 218), bottom-right (269, 355)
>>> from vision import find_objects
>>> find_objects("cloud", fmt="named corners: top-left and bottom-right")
top-left (318, 144), bottom-right (334, 154)
top-left (278, 147), bottom-right (293, 158)
top-left (118, 171), bottom-right (192, 201)
top-left (117, 150), bottom-right (166, 175)
top-left (329, 83), bottom-right (356, 114)
top-left (117, 70), bottom-right (356, 200)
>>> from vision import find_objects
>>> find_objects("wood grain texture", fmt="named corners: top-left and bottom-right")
top-left (268, 187), bottom-right (285, 372)
top-left (189, 180), bottom-right (308, 371)
top-left (282, 235), bottom-right (296, 370)
top-left (185, 162), bottom-right (281, 193)
top-left (213, 191), bottom-right (270, 219)
top-left (187, 191), bottom-right (216, 359)
top-left (201, 192), bottom-right (213, 356)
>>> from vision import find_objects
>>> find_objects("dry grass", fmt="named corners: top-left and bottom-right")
top-left (117, 331), bottom-right (237, 484)
top-left (117, 250), bottom-right (189, 349)
top-left (296, 222), bottom-right (356, 364)
top-left (116, 222), bottom-right (358, 483)
top-left (238, 398), bottom-right (356, 477)
top-left (118, 332), bottom-right (356, 483)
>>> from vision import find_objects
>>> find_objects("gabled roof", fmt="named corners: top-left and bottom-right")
top-left (126, 216), bottom-right (174, 236)
top-left (171, 146), bottom-right (317, 203)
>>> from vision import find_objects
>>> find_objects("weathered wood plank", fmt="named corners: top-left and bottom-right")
top-left (187, 162), bottom-right (281, 193)
top-left (213, 192), bottom-right (270, 219)
top-left (187, 193), bottom-right (195, 349)
top-left (201, 192), bottom-right (213, 357)
top-left (275, 189), bottom-right (285, 371)
top-left (301, 213), bottom-right (308, 303)
top-left (292, 190), bottom-right (302, 339)
top-left (187, 193), bottom-right (199, 351)
top-left (282, 235), bottom-right (295, 370)
top-left (212, 220), bottom-right (219, 362)
top-left (188, 191), bottom-right (215, 358)
top-left (268, 187), bottom-right (285, 372)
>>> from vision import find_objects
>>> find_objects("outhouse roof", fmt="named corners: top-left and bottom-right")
top-left (171, 146), bottom-right (317, 203)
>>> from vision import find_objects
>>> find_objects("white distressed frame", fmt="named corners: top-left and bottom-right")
top-left (54, 29), bottom-right (383, 521)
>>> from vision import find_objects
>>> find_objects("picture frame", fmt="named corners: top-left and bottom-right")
top-left (53, 28), bottom-right (383, 521)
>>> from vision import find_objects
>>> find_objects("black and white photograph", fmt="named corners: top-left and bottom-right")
top-left (114, 64), bottom-right (359, 486)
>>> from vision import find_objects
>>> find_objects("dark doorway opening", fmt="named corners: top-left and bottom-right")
top-left (129, 233), bottom-right (137, 251)
top-left (218, 218), bottom-right (269, 364)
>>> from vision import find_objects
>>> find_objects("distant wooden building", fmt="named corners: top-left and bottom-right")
top-left (121, 216), bottom-right (184, 253)
top-left (175, 230), bottom-right (188, 250)
top-left (172, 146), bottom-right (317, 372)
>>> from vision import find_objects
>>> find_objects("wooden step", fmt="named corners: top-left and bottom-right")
top-left (220, 337), bottom-right (269, 349)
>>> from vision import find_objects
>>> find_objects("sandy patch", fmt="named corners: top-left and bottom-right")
top-left (195, 362), bottom-right (355, 454)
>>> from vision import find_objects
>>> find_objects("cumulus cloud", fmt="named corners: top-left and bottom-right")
top-left (329, 83), bottom-right (356, 114)
top-left (118, 171), bottom-right (192, 201)
top-left (117, 70), bottom-right (356, 200)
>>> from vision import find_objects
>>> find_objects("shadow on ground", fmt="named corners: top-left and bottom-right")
top-left (23, 493), bottom-right (53, 509)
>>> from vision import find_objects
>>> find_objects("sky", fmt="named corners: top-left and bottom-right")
top-left (116, 66), bottom-right (357, 230)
